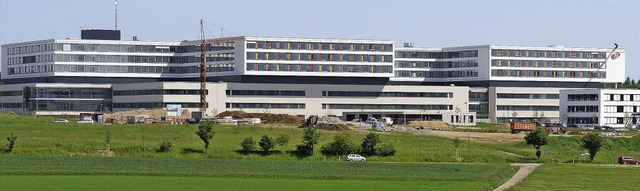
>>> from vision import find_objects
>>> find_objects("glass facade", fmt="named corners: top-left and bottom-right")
top-left (226, 90), bottom-right (305, 96)
top-left (225, 103), bottom-right (305, 109)
top-left (396, 50), bottom-right (478, 59)
top-left (496, 105), bottom-right (559, 111)
top-left (395, 60), bottom-right (478, 68)
top-left (491, 49), bottom-right (607, 59)
top-left (490, 69), bottom-right (605, 79)
top-left (497, 93), bottom-right (559, 99)
top-left (323, 91), bottom-right (453, 98)
top-left (53, 64), bottom-right (234, 74)
top-left (246, 52), bottom-right (392, 63)
top-left (246, 63), bottom-right (392, 73)
top-left (491, 60), bottom-right (605, 69)
top-left (22, 87), bottom-right (112, 112)
top-left (567, 94), bottom-right (598, 101)
top-left (114, 89), bottom-right (206, 96)
top-left (395, 70), bottom-right (478, 78)
top-left (114, 102), bottom-right (203, 109)
top-left (246, 41), bottom-right (392, 52)
top-left (322, 104), bottom-right (452, 110)
top-left (567, 106), bottom-right (599, 113)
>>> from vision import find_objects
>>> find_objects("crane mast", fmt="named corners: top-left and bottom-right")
top-left (200, 20), bottom-right (207, 114)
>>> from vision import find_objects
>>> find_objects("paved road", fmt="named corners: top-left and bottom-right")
top-left (493, 163), bottom-right (542, 191)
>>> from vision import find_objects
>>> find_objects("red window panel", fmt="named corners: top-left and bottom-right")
top-left (308, 64), bottom-right (312, 72)
top-left (329, 54), bottom-right (334, 61)
top-left (381, 66), bottom-right (385, 73)
top-left (276, 53), bottom-right (280, 60)
top-left (361, 65), bottom-right (365, 72)
top-left (265, 42), bottom-right (270, 49)
top-left (265, 64), bottom-right (269, 71)
top-left (298, 42), bottom-right (301, 50)
top-left (535, 51), bottom-right (540, 57)
top-left (340, 43), bottom-right (344, 50)
top-left (254, 64), bottom-right (258, 71)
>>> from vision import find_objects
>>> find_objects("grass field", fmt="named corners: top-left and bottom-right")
top-left (509, 164), bottom-right (640, 191)
top-left (2, 112), bottom-right (640, 163)
top-left (0, 176), bottom-right (487, 191)
top-left (0, 156), bottom-right (516, 190)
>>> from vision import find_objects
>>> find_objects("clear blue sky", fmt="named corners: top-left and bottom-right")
top-left (1, 0), bottom-right (638, 79)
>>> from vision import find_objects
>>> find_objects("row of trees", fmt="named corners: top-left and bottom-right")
top-left (524, 127), bottom-right (605, 161)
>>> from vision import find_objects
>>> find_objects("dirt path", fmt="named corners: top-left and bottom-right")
top-left (493, 163), bottom-right (542, 191)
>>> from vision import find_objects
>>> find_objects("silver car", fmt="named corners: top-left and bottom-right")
top-left (52, 119), bottom-right (69, 124)
top-left (346, 154), bottom-right (366, 162)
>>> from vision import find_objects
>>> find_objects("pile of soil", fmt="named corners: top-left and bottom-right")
top-left (566, 131), bottom-right (584, 135)
top-left (316, 123), bottom-right (353, 131)
top-left (103, 108), bottom-right (191, 121)
top-left (407, 121), bottom-right (448, 129)
top-left (216, 110), bottom-right (304, 124)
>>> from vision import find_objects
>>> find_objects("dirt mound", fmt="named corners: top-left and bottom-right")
top-left (566, 131), bottom-right (584, 135)
top-left (316, 123), bottom-right (353, 131)
top-left (103, 108), bottom-right (190, 121)
top-left (216, 110), bottom-right (304, 124)
top-left (407, 121), bottom-right (448, 129)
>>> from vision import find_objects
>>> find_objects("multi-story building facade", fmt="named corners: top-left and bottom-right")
top-left (393, 44), bottom-right (625, 122)
top-left (560, 89), bottom-right (640, 129)
top-left (0, 30), bottom-right (626, 124)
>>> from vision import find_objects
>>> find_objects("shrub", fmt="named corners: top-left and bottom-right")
top-left (5, 133), bottom-right (17, 153)
top-left (240, 137), bottom-right (255, 154)
top-left (320, 132), bottom-right (358, 157)
top-left (296, 127), bottom-right (320, 157)
top-left (158, 141), bottom-right (172, 153)
top-left (195, 123), bottom-right (215, 154)
top-left (582, 132), bottom-right (605, 161)
top-left (361, 132), bottom-right (381, 156)
top-left (275, 133), bottom-right (289, 146)
top-left (259, 135), bottom-right (275, 153)
top-left (376, 144), bottom-right (396, 156)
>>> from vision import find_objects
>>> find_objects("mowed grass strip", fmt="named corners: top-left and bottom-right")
top-left (0, 156), bottom-right (516, 182)
top-left (509, 164), bottom-right (640, 191)
top-left (0, 176), bottom-right (487, 191)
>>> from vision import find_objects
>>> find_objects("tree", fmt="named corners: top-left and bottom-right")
top-left (275, 133), bottom-right (289, 147)
top-left (582, 132), bottom-right (605, 161)
top-left (240, 137), bottom-right (255, 154)
top-left (624, 77), bottom-right (631, 85)
top-left (195, 123), bottom-right (215, 154)
top-left (105, 130), bottom-right (111, 151)
top-left (361, 132), bottom-right (381, 156)
top-left (259, 135), bottom-right (275, 153)
top-left (296, 127), bottom-right (320, 156)
top-left (524, 127), bottom-right (549, 159)
top-left (453, 138), bottom-right (461, 158)
top-left (4, 133), bottom-right (17, 153)
top-left (321, 132), bottom-right (357, 157)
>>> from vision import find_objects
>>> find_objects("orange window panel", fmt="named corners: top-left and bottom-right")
top-left (266, 42), bottom-right (270, 49)
top-left (287, 64), bottom-right (291, 71)
top-left (298, 42), bottom-right (301, 50)
top-left (287, 53), bottom-right (291, 60)
top-left (339, 55), bottom-right (344, 61)
top-left (340, 43), bottom-right (344, 50)
top-left (329, 54), bottom-right (333, 61)
top-left (350, 66), bottom-right (354, 72)
top-left (265, 64), bottom-right (269, 71)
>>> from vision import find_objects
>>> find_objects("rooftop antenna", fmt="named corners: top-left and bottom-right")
top-left (114, 0), bottom-right (118, 30)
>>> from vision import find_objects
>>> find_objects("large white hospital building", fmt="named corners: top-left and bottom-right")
top-left (0, 29), bottom-right (626, 125)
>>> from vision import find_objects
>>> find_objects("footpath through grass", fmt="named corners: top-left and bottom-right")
top-left (509, 164), bottom-right (640, 191)
top-left (0, 156), bottom-right (516, 190)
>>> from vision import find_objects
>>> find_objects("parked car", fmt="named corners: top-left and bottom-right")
top-left (52, 119), bottom-right (69, 124)
top-left (346, 154), bottom-right (366, 162)
top-left (618, 156), bottom-right (640, 164)
top-left (77, 119), bottom-right (95, 124)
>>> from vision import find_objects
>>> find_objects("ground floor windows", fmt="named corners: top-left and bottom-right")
top-left (225, 103), bottom-right (305, 109)
top-left (226, 90), bottom-right (305, 96)
top-left (496, 105), bottom-right (559, 111)
top-left (568, 117), bottom-right (598, 124)
top-left (114, 102), bottom-right (204, 109)
top-left (323, 91), bottom-right (452, 98)
top-left (0, 103), bottom-right (22, 108)
top-left (25, 100), bottom-right (111, 112)
top-left (322, 104), bottom-right (452, 110)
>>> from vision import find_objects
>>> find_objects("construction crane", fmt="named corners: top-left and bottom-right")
top-left (199, 20), bottom-right (207, 115)
top-left (583, 43), bottom-right (619, 88)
